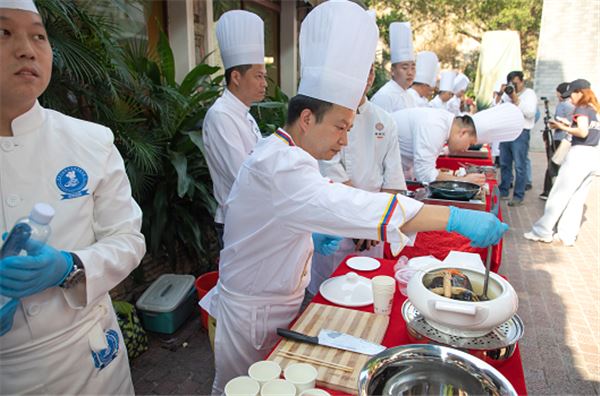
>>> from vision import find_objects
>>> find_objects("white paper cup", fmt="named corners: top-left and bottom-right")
top-left (248, 360), bottom-right (282, 386)
top-left (372, 275), bottom-right (395, 315)
top-left (299, 389), bottom-right (331, 396)
top-left (260, 379), bottom-right (297, 396)
top-left (284, 363), bottom-right (318, 393)
top-left (224, 376), bottom-right (260, 396)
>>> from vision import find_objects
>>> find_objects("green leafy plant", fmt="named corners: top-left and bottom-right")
top-left (37, 0), bottom-right (222, 270)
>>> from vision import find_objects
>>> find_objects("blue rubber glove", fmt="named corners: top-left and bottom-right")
top-left (0, 240), bottom-right (73, 299)
top-left (0, 299), bottom-right (19, 336)
top-left (312, 233), bottom-right (343, 256)
top-left (446, 206), bottom-right (509, 248)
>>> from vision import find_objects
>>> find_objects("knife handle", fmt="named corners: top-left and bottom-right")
top-left (277, 328), bottom-right (319, 345)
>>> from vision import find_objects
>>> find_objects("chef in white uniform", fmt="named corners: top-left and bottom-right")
top-left (308, 62), bottom-right (407, 296)
top-left (429, 70), bottom-right (457, 110)
top-left (202, 10), bottom-right (266, 248)
top-left (392, 108), bottom-right (486, 185)
top-left (407, 51), bottom-right (439, 107)
top-left (0, 2), bottom-right (145, 394)
top-left (447, 73), bottom-right (470, 115)
top-left (201, 2), bottom-right (508, 394)
top-left (370, 22), bottom-right (416, 112)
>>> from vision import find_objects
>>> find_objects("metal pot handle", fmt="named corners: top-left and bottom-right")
top-left (434, 301), bottom-right (477, 316)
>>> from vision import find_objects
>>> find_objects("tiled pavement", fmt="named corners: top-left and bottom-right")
top-left (131, 151), bottom-right (599, 395)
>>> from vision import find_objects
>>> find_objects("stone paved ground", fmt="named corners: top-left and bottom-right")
top-left (131, 151), bottom-right (599, 395)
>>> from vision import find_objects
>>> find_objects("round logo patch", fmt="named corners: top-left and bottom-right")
top-left (56, 166), bottom-right (89, 200)
top-left (375, 122), bottom-right (384, 131)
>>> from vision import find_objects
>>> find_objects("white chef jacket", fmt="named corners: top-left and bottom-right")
top-left (392, 108), bottom-right (454, 182)
top-left (309, 100), bottom-right (407, 295)
top-left (0, 102), bottom-right (145, 394)
top-left (447, 96), bottom-right (462, 115)
top-left (370, 80), bottom-right (416, 113)
top-left (408, 87), bottom-right (429, 107)
top-left (501, 88), bottom-right (538, 129)
top-left (203, 128), bottom-right (423, 393)
top-left (429, 95), bottom-right (450, 110)
top-left (203, 88), bottom-right (262, 224)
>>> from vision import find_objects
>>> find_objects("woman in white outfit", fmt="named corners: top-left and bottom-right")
top-left (524, 79), bottom-right (600, 246)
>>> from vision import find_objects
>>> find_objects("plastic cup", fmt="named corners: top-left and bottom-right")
top-left (224, 376), bottom-right (260, 396)
top-left (299, 389), bottom-right (331, 396)
top-left (248, 360), bottom-right (282, 386)
top-left (394, 268), bottom-right (418, 296)
top-left (284, 363), bottom-right (318, 393)
top-left (260, 379), bottom-right (297, 396)
top-left (372, 275), bottom-right (395, 315)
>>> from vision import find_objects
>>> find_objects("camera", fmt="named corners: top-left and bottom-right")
top-left (504, 83), bottom-right (515, 95)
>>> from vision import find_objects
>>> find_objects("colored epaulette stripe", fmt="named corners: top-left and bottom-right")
top-left (378, 194), bottom-right (398, 241)
top-left (275, 129), bottom-right (295, 146)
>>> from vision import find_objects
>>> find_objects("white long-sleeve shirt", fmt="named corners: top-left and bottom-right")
top-left (319, 100), bottom-right (406, 192)
top-left (501, 88), bottom-right (537, 129)
top-left (429, 95), bottom-right (451, 110)
top-left (392, 108), bottom-right (454, 182)
top-left (408, 87), bottom-right (429, 107)
top-left (202, 89), bottom-right (262, 223)
top-left (371, 80), bottom-right (416, 113)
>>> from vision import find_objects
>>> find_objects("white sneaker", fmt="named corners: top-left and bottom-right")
top-left (523, 231), bottom-right (553, 243)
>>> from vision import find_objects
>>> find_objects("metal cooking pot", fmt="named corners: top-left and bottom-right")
top-left (427, 180), bottom-right (481, 201)
top-left (357, 344), bottom-right (517, 396)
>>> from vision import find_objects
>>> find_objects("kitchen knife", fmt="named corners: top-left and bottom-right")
top-left (277, 328), bottom-right (386, 356)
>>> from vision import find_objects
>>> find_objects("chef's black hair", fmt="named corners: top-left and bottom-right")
top-left (506, 71), bottom-right (524, 83)
top-left (286, 95), bottom-right (334, 125)
top-left (455, 115), bottom-right (477, 136)
top-left (225, 64), bottom-right (253, 86)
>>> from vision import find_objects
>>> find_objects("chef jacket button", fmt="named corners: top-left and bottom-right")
top-left (27, 304), bottom-right (41, 316)
top-left (1, 140), bottom-right (14, 152)
top-left (6, 194), bottom-right (21, 207)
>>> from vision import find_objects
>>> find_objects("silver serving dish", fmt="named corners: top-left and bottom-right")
top-left (401, 300), bottom-right (524, 365)
top-left (358, 344), bottom-right (517, 396)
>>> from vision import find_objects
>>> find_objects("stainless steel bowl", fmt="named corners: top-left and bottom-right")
top-left (358, 344), bottom-right (517, 396)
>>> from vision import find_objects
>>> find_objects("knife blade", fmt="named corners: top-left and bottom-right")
top-left (277, 328), bottom-right (386, 356)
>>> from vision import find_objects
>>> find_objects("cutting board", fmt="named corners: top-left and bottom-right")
top-left (269, 303), bottom-right (389, 394)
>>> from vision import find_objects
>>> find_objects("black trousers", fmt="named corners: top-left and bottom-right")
top-left (542, 140), bottom-right (561, 195)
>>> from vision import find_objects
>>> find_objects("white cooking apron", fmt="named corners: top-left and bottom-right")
top-left (210, 280), bottom-right (305, 395)
top-left (0, 301), bottom-right (133, 395)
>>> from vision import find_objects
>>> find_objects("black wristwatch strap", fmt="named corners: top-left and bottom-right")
top-left (60, 253), bottom-right (86, 289)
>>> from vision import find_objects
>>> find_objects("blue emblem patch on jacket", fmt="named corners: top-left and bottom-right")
top-left (56, 166), bottom-right (89, 200)
top-left (91, 329), bottom-right (119, 370)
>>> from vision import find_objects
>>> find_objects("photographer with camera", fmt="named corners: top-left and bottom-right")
top-left (498, 71), bottom-right (538, 206)
top-left (540, 83), bottom-right (575, 200)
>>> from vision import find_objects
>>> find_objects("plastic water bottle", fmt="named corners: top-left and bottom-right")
top-left (0, 203), bottom-right (55, 308)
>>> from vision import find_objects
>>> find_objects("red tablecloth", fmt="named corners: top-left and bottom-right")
top-left (312, 257), bottom-right (527, 395)
top-left (436, 147), bottom-right (494, 171)
top-left (385, 180), bottom-right (504, 273)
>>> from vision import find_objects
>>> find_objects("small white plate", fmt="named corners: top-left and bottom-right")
top-left (319, 272), bottom-right (373, 307)
top-left (346, 256), bottom-right (381, 271)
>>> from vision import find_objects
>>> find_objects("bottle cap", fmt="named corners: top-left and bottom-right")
top-left (30, 203), bottom-right (55, 225)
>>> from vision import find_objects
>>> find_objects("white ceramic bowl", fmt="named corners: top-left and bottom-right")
top-left (284, 363), bottom-right (318, 393)
top-left (248, 360), bottom-right (281, 385)
top-left (260, 379), bottom-right (296, 396)
top-left (406, 265), bottom-right (518, 337)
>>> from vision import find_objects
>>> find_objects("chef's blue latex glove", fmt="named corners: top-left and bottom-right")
top-left (0, 298), bottom-right (19, 336)
top-left (312, 233), bottom-right (343, 256)
top-left (446, 206), bottom-right (509, 248)
top-left (0, 240), bottom-right (73, 299)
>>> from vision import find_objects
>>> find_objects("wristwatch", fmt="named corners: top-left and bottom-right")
top-left (60, 253), bottom-right (86, 289)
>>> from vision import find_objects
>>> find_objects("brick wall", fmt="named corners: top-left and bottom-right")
top-left (531, 0), bottom-right (600, 150)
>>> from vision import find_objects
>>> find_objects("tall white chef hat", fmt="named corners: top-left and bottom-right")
top-left (414, 51), bottom-right (439, 87)
top-left (473, 103), bottom-right (524, 144)
top-left (453, 73), bottom-right (470, 94)
top-left (390, 22), bottom-right (414, 64)
top-left (298, 0), bottom-right (378, 111)
top-left (216, 10), bottom-right (264, 70)
top-left (0, 0), bottom-right (39, 13)
top-left (439, 70), bottom-right (457, 92)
